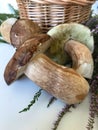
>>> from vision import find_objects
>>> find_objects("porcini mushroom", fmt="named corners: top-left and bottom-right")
top-left (47, 23), bottom-right (94, 64)
top-left (3, 22), bottom-right (93, 105)
top-left (0, 18), bottom-right (42, 48)
top-left (65, 40), bottom-right (94, 79)
top-left (24, 53), bottom-right (90, 104)
top-left (4, 34), bottom-right (51, 85)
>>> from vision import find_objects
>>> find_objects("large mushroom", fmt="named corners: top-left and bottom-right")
top-left (3, 22), bottom-right (94, 104)
top-left (4, 34), bottom-right (91, 104)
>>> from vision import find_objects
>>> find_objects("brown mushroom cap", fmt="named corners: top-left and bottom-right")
top-left (10, 19), bottom-right (42, 48)
top-left (4, 34), bottom-right (51, 85)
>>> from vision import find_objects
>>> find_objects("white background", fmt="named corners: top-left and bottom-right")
top-left (0, 0), bottom-right (17, 13)
top-left (0, 1), bottom-right (98, 130)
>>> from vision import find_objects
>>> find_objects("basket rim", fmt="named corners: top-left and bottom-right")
top-left (16, 0), bottom-right (95, 6)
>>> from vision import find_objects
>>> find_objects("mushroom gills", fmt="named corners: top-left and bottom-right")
top-left (47, 23), bottom-right (94, 65)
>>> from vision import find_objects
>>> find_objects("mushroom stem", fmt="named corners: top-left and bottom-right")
top-left (65, 40), bottom-right (94, 79)
top-left (25, 53), bottom-right (90, 104)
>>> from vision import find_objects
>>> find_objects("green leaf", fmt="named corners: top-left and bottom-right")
top-left (0, 39), bottom-right (7, 43)
top-left (8, 4), bottom-right (19, 15)
top-left (0, 4), bottom-right (19, 25)
top-left (0, 13), bottom-right (19, 25)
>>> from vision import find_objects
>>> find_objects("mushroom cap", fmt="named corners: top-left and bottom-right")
top-left (4, 34), bottom-right (51, 85)
top-left (10, 19), bottom-right (42, 48)
top-left (0, 18), bottom-right (17, 43)
top-left (47, 23), bottom-right (94, 64)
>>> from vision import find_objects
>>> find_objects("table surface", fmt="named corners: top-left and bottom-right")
top-left (0, 1), bottom-right (98, 130)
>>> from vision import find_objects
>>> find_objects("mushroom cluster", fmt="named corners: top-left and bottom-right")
top-left (0, 18), bottom-right (94, 104)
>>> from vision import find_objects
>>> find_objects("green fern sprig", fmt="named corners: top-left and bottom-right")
top-left (19, 89), bottom-right (42, 113)
top-left (47, 97), bottom-right (57, 108)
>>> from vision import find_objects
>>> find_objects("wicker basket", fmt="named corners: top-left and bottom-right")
top-left (16, 0), bottom-right (95, 32)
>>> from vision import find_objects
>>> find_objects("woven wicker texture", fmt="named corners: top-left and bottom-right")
top-left (16, 0), bottom-right (95, 32)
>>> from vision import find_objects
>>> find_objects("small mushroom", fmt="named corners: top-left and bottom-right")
top-left (65, 40), bottom-right (94, 79)
top-left (4, 34), bottom-right (51, 85)
top-left (24, 53), bottom-right (90, 104)
top-left (47, 23), bottom-right (94, 64)
top-left (0, 18), bottom-right (42, 48)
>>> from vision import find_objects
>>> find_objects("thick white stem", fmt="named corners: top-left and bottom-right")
top-left (25, 53), bottom-right (90, 104)
top-left (65, 40), bottom-right (94, 79)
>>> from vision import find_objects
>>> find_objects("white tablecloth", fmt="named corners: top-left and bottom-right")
top-left (0, 1), bottom-right (98, 130)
